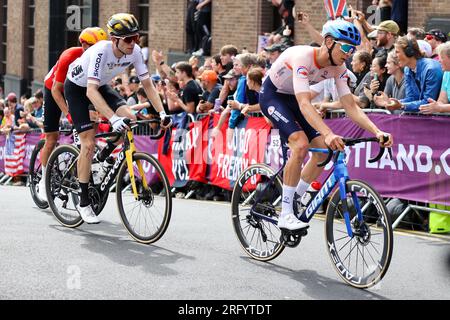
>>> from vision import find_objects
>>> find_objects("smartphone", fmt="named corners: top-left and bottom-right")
top-left (227, 95), bottom-right (234, 101)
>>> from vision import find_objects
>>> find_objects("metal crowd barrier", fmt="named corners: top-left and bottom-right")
top-left (326, 108), bottom-right (392, 119)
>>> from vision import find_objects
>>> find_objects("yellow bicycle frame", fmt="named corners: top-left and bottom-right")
top-left (125, 131), bottom-right (149, 200)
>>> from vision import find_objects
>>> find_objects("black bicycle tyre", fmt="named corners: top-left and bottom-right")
top-left (325, 179), bottom-right (393, 289)
top-left (116, 152), bottom-right (172, 244)
top-left (29, 139), bottom-right (49, 209)
top-left (231, 163), bottom-right (285, 262)
top-left (46, 144), bottom-right (83, 228)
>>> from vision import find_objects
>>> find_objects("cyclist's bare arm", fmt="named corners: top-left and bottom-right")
top-left (51, 81), bottom-right (69, 116)
top-left (86, 83), bottom-right (115, 120)
top-left (340, 93), bottom-right (393, 147)
top-left (141, 78), bottom-right (165, 114)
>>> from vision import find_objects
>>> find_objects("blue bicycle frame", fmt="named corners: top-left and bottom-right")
top-left (250, 148), bottom-right (360, 238)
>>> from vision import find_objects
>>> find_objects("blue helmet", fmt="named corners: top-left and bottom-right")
top-left (322, 20), bottom-right (361, 46)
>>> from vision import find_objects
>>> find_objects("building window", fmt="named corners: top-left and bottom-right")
top-left (131, 0), bottom-right (149, 38)
top-left (65, 0), bottom-right (99, 48)
top-left (0, 0), bottom-right (7, 88)
top-left (25, 0), bottom-right (35, 96)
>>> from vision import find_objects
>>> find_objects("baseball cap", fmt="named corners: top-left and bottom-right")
top-left (426, 29), bottom-right (448, 42)
top-left (376, 20), bottom-right (400, 35)
top-left (6, 92), bottom-right (17, 102)
top-left (222, 69), bottom-right (240, 80)
top-left (264, 43), bottom-right (287, 53)
top-left (367, 30), bottom-right (378, 39)
top-left (151, 74), bottom-right (161, 82)
top-left (129, 76), bottom-right (140, 84)
top-left (199, 70), bottom-right (218, 82)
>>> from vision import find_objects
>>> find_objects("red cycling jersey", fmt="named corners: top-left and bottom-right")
top-left (44, 47), bottom-right (84, 91)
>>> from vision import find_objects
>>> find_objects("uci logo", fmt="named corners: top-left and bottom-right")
top-left (268, 106), bottom-right (275, 116)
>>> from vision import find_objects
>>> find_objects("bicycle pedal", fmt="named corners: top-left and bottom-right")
top-left (280, 227), bottom-right (308, 248)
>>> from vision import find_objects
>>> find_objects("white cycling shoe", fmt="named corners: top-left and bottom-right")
top-left (76, 205), bottom-right (100, 224)
top-left (278, 213), bottom-right (309, 231)
top-left (38, 179), bottom-right (48, 202)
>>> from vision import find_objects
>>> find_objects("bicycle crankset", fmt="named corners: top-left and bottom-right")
top-left (246, 214), bottom-right (268, 242)
top-left (280, 228), bottom-right (308, 248)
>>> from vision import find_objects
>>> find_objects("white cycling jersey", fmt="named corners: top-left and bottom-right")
top-left (66, 40), bottom-right (149, 87)
top-left (267, 45), bottom-right (351, 98)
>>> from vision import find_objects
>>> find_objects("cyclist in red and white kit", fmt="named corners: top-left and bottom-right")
top-left (64, 13), bottom-right (172, 224)
top-left (259, 20), bottom-right (393, 231)
top-left (38, 27), bottom-right (108, 202)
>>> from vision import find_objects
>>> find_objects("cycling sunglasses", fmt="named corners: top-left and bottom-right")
top-left (117, 34), bottom-right (140, 44)
top-left (335, 41), bottom-right (356, 55)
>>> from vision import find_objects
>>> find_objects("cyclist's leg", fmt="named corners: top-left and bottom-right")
top-left (260, 79), bottom-right (309, 230)
top-left (39, 88), bottom-right (62, 200)
top-left (300, 136), bottom-right (328, 184)
top-left (65, 80), bottom-right (99, 224)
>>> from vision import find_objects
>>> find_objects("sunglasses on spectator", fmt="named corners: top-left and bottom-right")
top-left (116, 34), bottom-right (140, 44)
top-left (335, 41), bottom-right (356, 55)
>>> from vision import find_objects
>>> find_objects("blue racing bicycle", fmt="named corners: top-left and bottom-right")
top-left (231, 137), bottom-right (393, 289)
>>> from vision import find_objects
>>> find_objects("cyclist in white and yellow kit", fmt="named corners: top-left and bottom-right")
top-left (259, 20), bottom-right (393, 231)
top-left (64, 13), bottom-right (172, 224)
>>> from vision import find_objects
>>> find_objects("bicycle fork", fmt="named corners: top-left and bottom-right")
top-left (125, 131), bottom-right (149, 200)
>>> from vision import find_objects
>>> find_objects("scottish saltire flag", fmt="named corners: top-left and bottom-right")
top-left (4, 133), bottom-right (26, 177)
top-left (324, 0), bottom-right (349, 20)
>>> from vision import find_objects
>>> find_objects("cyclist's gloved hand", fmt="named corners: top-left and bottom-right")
top-left (66, 113), bottom-right (73, 125)
top-left (159, 111), bottom-right (172, 129)
top-left (110, 115), bottom-right (130, 133)
top-left (376, 131), bottom-right (393, 148)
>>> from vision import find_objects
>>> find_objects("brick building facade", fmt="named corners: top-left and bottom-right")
top-left (0, 0), bottom-right (449, 97)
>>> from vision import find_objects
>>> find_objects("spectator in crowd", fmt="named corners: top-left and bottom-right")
top-left (139, 35), bottom-right (149, 65)
top-left (0, 86), bottom-right (3, 99)
top-left (268, 0), bottom-right (295, 46)
top-left (374, 51), bottom-right (406, 113)
top-left (420, 42), bottom-right (450, 114)
top-left (0, 108), bottom-right (3, 126)
top-left (407, 27), bottom-right (426, 40)
top-left (117, 85), bottom-right (128, 100)
top-left (173, 62), bottom-right (203, 114)
top-left (240, 67), bottom-right (264, 115)
top-left (372, 0), bottom-right (392, 24)
top-left (5, 93), bottom-right (24, 127)
top-left (0, 107), bottom-right (14, 134)
top-left (164, 79), bottom-right (183, 114)
top-left (264, 43), bottom-right (287, 68)
top-left (20, 94), bottom-right (28, 106)
top-left (391, 0), bottom-right (408, 35)
top-left (197, 70), bottom-right (222, 114)
top-left (360, 53), bottom-right (389, 108)
top-left (33, 89), bottom-right (44, 117)
top-left (127, 76), bottom-right (141, 106)
top-left (20, 97), bottom-right (43, 130)
top-left (129, 87), bottom-right (155, 120)
top-left (373, 20), bottom-right (400, 57)
top-left (351, 51), bottom-right (373, 94)
top-left (192, 0), bottom-right (212, 56)
top-left (217, 69), bottom-right (240, 109)
top-left (211, 54), bottom-right (228, 84)
top-left (220, 45), bottom-right (239, 73)
top-left (0, 98), bottom-right (5, 110)
top-left (387, 36), bottom-right (443, 113)
top-left (425, 29), bottom-right (448, 60)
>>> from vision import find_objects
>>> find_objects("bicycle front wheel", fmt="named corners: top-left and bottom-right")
top-left (116, 152), bottom-right (172, 244)
top-left (231, 164), bottom-right (285, 262)
top-left (29, 139), bottom-right (48, 209)
top-left (46, 144), bottom-right (83, 228)
top-left (325, 179), bottom-right (393, 289)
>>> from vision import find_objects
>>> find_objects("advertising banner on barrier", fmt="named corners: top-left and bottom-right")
top-left (208, 114), bottom-right (271, 190)
top-left (158, 117), bottom-right (210, 187)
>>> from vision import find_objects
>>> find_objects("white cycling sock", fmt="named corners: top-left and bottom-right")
top-left (41, 166), bottom-right (46, 183)
top-left (296, 179), bottom-right (309, 198)
top-left (281, 185), bottom-right (296, 218)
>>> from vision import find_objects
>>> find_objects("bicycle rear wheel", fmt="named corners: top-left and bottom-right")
top-left (231, 164), bottom-right (285, 262)
top-left (46, 145), bottom-right (83, 228)
top-left (29, 139), bottom-right (48, 209)
top-left (116, 152), bottom-right (172, 244)
top-left (325, 179), bottom-right (393, 289)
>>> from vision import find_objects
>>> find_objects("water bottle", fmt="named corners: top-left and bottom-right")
top-left (300, 181), bottom-right (322, 208)
top-left (214, 98), bottom-right (222, 113)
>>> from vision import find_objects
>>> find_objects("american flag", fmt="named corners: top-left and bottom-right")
top-left (4, 133), bottom-right (26, 177)
top-left (324, 0), bottom-right (349, 20)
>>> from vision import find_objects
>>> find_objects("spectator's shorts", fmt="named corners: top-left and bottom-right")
top-left (43, 87), bottom-right (62, 133)
top-left (259, 77), bottom-right (320, 144)
top-left (64, 80), bottom-right (127, 134)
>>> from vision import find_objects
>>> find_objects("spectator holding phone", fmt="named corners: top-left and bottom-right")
top-left (197, 70), bottom-right (222, 113)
